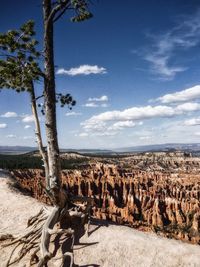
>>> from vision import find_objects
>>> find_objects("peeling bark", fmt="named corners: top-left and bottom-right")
top-left (30, 82), bottom-right (50, 188)
top-left (43, 0), bottom-right (62, 205)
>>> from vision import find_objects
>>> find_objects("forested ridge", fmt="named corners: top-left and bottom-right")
top-left (0, 153), bottom-right (89, 169)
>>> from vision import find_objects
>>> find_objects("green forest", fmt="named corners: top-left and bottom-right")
top-left (0, 153), bottom-right (89, 170)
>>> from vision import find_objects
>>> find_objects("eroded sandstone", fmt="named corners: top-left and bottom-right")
top-left (11, 152), bottom-right (200, 244)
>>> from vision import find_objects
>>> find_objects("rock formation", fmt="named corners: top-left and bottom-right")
top-left (11, 153), bottom-right (200, 245)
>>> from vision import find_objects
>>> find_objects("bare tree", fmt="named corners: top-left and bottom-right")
top-left (42, 0), bottom-right (93, 205)
top-left (0, 1), bottom-right (94, 266)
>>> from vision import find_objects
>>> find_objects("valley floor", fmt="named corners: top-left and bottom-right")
top-left (0, 175), bottom-right (200, 267)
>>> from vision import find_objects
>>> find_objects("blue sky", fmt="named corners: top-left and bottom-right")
top-left (1, 0), bottom-right (200, 149)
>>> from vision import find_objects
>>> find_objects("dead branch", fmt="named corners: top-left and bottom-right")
top-left (1, 194), bottom-right (93, 266)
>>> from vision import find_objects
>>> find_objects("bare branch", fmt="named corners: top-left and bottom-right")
top-left (47, 0), bottom-right (70, 25)
top-left (53, 4), bottom-right (72, 23)
top-left (34, 94), bottom-right (44, 101)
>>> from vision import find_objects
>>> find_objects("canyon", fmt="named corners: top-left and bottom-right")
top-left (11, 152), bottom-right (200, 244)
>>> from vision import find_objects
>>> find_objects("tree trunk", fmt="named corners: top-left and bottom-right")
top-left (43, 0), bottom-right (62, 206)
top-left (29, 82), bottom-right (49, 187)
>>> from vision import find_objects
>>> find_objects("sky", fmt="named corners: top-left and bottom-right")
top-left (1, 0), bottom-right (200, 149)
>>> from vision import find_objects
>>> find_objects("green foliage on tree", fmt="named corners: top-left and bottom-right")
top-left (0, 20), bottom-right (41, 92)
top-left (0, 153), bottom-right (89, 170)
top-left (0, 20), bottom-right (76, 110)
top-left (0, 1), bottom-right (95, 266)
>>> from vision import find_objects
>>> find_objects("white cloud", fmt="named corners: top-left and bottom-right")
top-left (144, 11), bottom-right (200, 79)
top-left (184, 117), bottom-right (200, 126)
top-left (83, 105), bottom-right (175, 128)
top-left (79, 131), bottom-right (118, 137)
top-left (93, 131), bottom-right (118, 137)
top-left (23, 136), bottom-right (34, 140)
top-left (1, 112), bottom-right (17, 118)
top-left (83, 102), bottom-right (109, 108)
top-left (65, 112), bottom-right (82, 116)
top-left (22, 115), bottom-right (35, 123)
top-left (56, 65), bottom-right (107, 76)
top-left (175, 102), bottom-right (200, 112)
top-left (145, 54), bottom-right (186, 80)
top-left (24, 125), bottom-right (31, 129)
top-left (81, 102), bottom-right (200, 133)
top-left (78, 133), bottom-right (89, 137)
top-left (81, 120), bottom-right (107, 132)
top-left (157, 85), bottom-right (200, 103)
top-left (6, 134), bottom-right (17, 138)
top-left (88, 95), bottom-right (108, 102)
top-left (0, 123), bottom-right (7, 128)
top-left (108, 120), bottom-right (137, 130)
top-left (84, 103), bottom-right (98, 108)
top-left (84, 95), bottom-right (109, 108)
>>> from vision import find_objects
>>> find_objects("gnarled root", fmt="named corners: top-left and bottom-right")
top-left (1, 197), bottom-right (93, 267)
top-left (2, 207), bottom-right (48, 266)
top-left (38, 206), bottom-right (60, 266)
top-left (37, 206), bottom-right (74, 267)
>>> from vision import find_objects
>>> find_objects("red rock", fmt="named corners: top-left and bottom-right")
top-left (11, 160), bottom-right (200, 244)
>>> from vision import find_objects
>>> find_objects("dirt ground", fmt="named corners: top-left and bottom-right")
top-left (0, 174), bottom-right (200, 267)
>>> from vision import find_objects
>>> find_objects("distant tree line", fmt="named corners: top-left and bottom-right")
top-left (0, 154), bottom-right (89, 170)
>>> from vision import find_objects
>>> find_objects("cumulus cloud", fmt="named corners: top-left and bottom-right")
top-left (24, 125), bottom-right (31, 129)
top-left (1, 112), bottom-right (17, 118)
top-left (78, 131), bottom-right (117, 137)
top-left (143, 10), bottom-right (200, 79)
top-left (84, 103), bottom-right (98, 108)
top-left (84, 95), bottom-right (109, 108)
top-left (65, 112), bottom-right (82, 116)
top-left (157, 85), bottom-right (200, 103)
top-left (56, 65), bottom-right (107, 76)
top-left (108, 120), bottom-right (139, 130)
top-left (81, 120), bottom-right (107, 132)
top-left (88, 95), bottom-right (108, 102)
top-left (81, 102), bottom-right (200, 133)
top-left (93, 131), bottom-right (117, 137)
top-left (175, 102), bottom-right (200, 112)
top-left (83, 102), bottom-right (109, 108)
top-left (0, 123), bottom-right (7, 128)
top-left (22, 115), bottom-right (35, 123)
top-left (184, 117), bottom-right (200, 126)
top-left (83, 105), bottom-right (175, 129)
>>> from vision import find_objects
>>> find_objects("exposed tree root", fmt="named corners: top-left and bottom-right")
top-left (1, 198), bottom-right (92, 267)
top-left (0, 234), bottom-right (14, 241)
